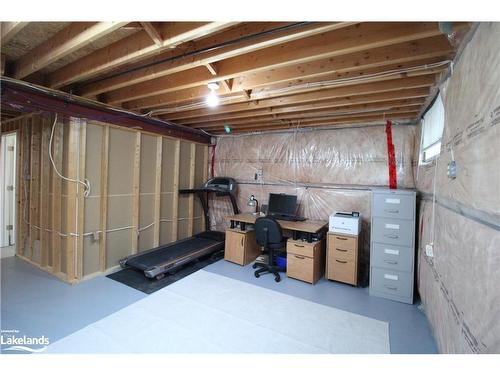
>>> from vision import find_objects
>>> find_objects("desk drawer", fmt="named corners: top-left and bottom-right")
top-left (287, 254), bottom-right (315, 284)
top-left (372, 217), bottom-right (414, 247)
top-left (371, 242), bottom-right (414, 272)
top-left (370, 267), bottom-right (412, 299)
top-left (328, 257), bottom-right (357, 285)
top-left (287, 239), bottom-right (321, 258)
top-left (328, 235), bottom-right (357, 261)
top-left (329, 234), bottom-right (357, 251)
top-left (373, 192), bottom-right (415, 220)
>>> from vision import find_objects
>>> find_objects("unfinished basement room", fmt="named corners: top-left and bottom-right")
top-left (0, 1), bottom-right (499, 372)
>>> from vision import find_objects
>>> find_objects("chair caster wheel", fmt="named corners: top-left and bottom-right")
top-left (252, 263), bottom-right (258, 269)
top-left (254, 271), bottom-right (260, 278)
top-left (274, 276), bottom-right (281, 282)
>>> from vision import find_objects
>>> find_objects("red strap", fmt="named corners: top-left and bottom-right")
top-left (385, 120), bottom-right (397, 189)
top-left (209, 144), bottom-right (216, 178)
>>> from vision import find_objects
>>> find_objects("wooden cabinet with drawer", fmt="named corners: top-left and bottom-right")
top-left (286, 239), bottom-right (325, 284)
top-left (224, 228), bottom-right (261, 266)
top-left (326, 232), bottom-right (359, 285)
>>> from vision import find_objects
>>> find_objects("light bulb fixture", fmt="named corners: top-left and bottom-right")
top-left (206, 82), bottom-right (220, 107)
top-left (207, 82), bottom-right (220, 91)
top-left (206, 90), bottom-right (220, 107)
top-left (224, 125), bottom-right (231, 133)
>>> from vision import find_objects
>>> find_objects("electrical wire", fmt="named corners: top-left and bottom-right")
top-left (148, 60), bottom-right (451, 115)
top-left (48, 113), bottom-right (91, 197)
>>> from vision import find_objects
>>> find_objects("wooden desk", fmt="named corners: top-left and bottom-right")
top-left (225, 213), bottom-right (328, 283)
top-left (226, 213), bottom-right (327, 242)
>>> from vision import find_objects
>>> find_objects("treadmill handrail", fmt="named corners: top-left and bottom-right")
top-left (179, 187), bottom-right (230, 194)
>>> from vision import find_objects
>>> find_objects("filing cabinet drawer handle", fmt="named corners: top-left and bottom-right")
top-left (384, 260), bottom-right (398, 265)
top-left (294, 244), bottom-right (305, 248)
top-left (335, 259), bottom-right (347, 264)
top-left (384, 234), bottom-right (399, 239)
top-left (335, 248), bottom-right (348, 252)
top-left (294, 255), bottom-right (305, 260)
top-left (241, 238), bottom-right (244, 246)
top-left (336, 236), bottom-right (348, 241)
top-left (384, 209), bottom-right (399, 214)
top-left (384, 285), bottom-right (398, 291)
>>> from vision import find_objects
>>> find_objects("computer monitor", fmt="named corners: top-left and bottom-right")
top-left (268, 193), bottom-right (297, 216)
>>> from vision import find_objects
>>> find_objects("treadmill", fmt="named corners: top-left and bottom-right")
top-left (119, 177), bottom-right (239, 279)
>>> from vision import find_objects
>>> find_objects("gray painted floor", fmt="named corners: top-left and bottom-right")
top-left (1, 255), bottom-right (437, 354)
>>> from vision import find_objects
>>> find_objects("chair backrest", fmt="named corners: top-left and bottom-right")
top-left (255, 216), bottom-right (283, 246)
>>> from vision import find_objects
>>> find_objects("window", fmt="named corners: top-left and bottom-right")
top-left (420, 93), bottom-right (445, 163)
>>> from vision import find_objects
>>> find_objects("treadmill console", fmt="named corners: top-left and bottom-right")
top-left (204, 177), bottom-right (237, 193)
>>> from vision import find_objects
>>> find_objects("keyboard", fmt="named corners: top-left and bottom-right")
top-left (268, 213), bottom-right (306, 222)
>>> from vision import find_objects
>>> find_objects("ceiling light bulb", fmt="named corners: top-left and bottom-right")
top-left (206, 90), bottom-right (220, 107)
top-left (207, 82), bottom-right (220, 90)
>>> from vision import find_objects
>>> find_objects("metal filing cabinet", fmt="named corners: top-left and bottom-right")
top-left (369, 189), bottom-right (416, 304)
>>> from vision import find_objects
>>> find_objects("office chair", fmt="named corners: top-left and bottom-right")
top-left (252, 216), bottom-right (286, 282)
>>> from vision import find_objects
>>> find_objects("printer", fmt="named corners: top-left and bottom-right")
top-left (329, 212), bottom-right (361, 235)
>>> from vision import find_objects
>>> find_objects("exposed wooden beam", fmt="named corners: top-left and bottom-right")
top-left (1, 22), bottom-right (28, 46)
top-left (174, 88), bottom-right (430, 125)
top-left (230, 35), bottom-right (453, 92)
top-left (131, 132), bottom-right (141, 255)
top-left (125, 58), bottom-right (445, 112)
top-left (196, 100), bottom-right (425, 129)
top-left (220, 78), bottom-right (233, 93)
top-left (171, 140), bottom-right (180, 242)
top-left (151, 75), bottom-right (436, 123)
top-left (48, 22), bottom-right (237, 88)
top-left (214, 111), bottom-right (420, 134)
top-left (153, 136), bottom-right (162, 247)
top-left (140, 22), bottom-right (163, 46)
top-left (99, 126), bottom-right (109, 272)
top-left (51, 117), bottom-right (63, 273)
top-left (76, 120), bottom-right (87, 280)
top-left (39, 119), bottom-right (51, 267)
top-left (13, 22), bottom-right (127, 79)
top-left (205, 63), bottom-right (218, 75)
top-left (79, 22), bottom-right (353, 97)
top-left (105, 22), bottom-right (460, 105)
top-left (242, 89), bottom-right (252, 100)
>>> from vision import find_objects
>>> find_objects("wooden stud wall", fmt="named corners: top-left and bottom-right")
top-left (2, 113), bottom-right (208, 283)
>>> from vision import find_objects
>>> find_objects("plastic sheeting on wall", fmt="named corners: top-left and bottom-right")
top-left (417, 200), bottom-right (500, 353)
top-left (416, 23), bottom-right (500, 353)
top-left (211, 124), bottom-right (417, 283)
top-left (215, 125), bottom-right (417, 188)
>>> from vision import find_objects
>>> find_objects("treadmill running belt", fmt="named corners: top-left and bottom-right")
top-left (107, 253), bottom-right (222, 294)
top-left (126, 237), bottom-right (218, 270)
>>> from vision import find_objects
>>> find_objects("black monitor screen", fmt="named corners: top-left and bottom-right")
top-left (268, 193), bottom-right (297, 216)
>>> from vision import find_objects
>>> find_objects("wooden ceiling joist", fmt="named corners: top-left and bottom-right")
top-left (205, 63), bottom-right (218, 75)
top-left (1, 21), bottom-right (467, 135)
top-left (1, 22), bottom-right (28, 46)
top-left (171, 88), bottom-right (430, 124)
top-left (79, 22), bottom-right (352, 97)
top-left (193, 100), bottom-right (425, 129)
top-left (103, 22), bottom-right (459, 105)
top-left (128, 55), bottom-right (446, 112)
top-left (147, 75), bottom-right (437, 123)
top-left (48, 22), bottom-right (237, 88)
top-left (13, 22), bottom-right (127, 79)
top-left (213, 111), bottom-right (420, 134)
top-left (230, 35), bottom-right (453, 92)
top-left (140, 22), bottom-right (163, 46)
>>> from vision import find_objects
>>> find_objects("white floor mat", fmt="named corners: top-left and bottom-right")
top-left (45, 270), bottom-right (390, 353)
